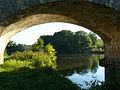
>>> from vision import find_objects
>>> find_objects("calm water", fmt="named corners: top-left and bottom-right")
top-left (57, 54), bottom-right (105, 89)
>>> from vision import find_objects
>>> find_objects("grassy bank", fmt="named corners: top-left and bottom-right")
top-left (0, 67), bottom-right (80, 90)
top-left (0, 51), bottom-right (80, 90)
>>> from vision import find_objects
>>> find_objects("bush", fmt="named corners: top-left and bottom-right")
top-left (0, 59), bottom-right (32, 71)
top-left (9, 51), bottom-right (57, 70)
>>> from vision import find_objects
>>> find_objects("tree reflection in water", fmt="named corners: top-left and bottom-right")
top-left (57, 54), bottom-right (102, 76)
top-left (57, 54), bottom-right (104, 89)
top-left (57, 54), bottom-right (120, 89)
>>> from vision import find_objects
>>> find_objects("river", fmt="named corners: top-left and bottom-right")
top-left (57, 54), bottom-right (104, 89)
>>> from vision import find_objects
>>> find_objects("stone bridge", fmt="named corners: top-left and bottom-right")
top-left (0, 0), bottom-right (120, 64)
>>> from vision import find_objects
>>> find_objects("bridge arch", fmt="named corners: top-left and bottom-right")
top-left (0, 0), bottom-right (120, 64)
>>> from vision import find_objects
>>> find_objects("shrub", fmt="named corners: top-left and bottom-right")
top-left (9, 51), bottom-right (57, 70)
top-left (0, 59), bottom-right (32, 71)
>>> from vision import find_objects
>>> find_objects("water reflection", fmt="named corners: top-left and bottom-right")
top-left (57, 54), bottom-right (104, 89)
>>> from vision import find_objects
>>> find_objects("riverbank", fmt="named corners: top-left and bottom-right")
top-left (1, 51), bottom-right (80, 90)
top-left (0, 67), bottom-right (80, 90)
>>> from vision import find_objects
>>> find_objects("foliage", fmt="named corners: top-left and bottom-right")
top-left (88, 32), bottom-right (97, 45)
top-left (4, 50), bottom-right (9, 59)
top-left (0, 59), bottom-right (32, 72)
top-left (31, 38), bottom-right (44, 51)
top-left (40, 30), bottom-right (104, 54)
top-left (44, 43), bottom-right (56, 55)
top-left (6, 30), bottom-right (104, 54)
top-left (96, 39), bottom-right (104, 51)
top-left (3, 30), bottom-right (105, 90)
top-left (74, 31), bottom-right (92, 53)
top-left (6, 41), bottom-right (31, 55)
top-left (8, 51), bottom-right (57, 70)
top-left (0, 43), bottom-right (80, 90)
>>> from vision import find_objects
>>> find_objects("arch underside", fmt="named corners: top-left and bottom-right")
top-left (0, 0), bottom-right (120, 64)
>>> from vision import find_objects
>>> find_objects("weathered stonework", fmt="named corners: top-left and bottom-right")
top-left (0, 0), bottom-right (120, 64)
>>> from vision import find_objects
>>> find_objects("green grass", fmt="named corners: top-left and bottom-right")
top-left (0, 51), bottom-right (80, 90)
top-left (0, 67), bottom-right (80, 90)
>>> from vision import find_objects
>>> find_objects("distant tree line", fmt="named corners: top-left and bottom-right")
top-left (6, 41), bottom-right (31, 55)
top-left (40, 30), bottom-right (104, 54)
top-left (6, 30), bottom-right (104, 55)
top-left (6, 39), bottom-right (55, 56)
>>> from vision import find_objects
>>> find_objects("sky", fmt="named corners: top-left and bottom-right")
top-left (11, 22), bottom-right (93, 45)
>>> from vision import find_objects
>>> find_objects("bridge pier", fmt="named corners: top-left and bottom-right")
top-left (100, 36), bottom-right (120, 67)
top-left (105, 66), bottom-right (120, 89)
top-left (0, 29), bottom-right (22, 64)
top-left (0, 36), bottom-right (8, 64)
top-left (99, 59), bottom-right (120, 67)
top-left (105, 36), bottom-right (120, 59)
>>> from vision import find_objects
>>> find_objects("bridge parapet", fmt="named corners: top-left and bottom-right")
top-left (0, 0), bottom-right (120, 22)
top-left (0, 0), bottom-right (61, 22)
top-left (88, 0), bottom-right (120, 10)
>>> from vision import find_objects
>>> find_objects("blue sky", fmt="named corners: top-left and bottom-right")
top-left (11, 22), bottom-right (92, 45)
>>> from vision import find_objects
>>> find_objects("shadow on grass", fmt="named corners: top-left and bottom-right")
top-left (0, 67), bottom-right (80, 90)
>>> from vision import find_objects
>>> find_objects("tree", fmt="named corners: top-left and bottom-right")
top-left (6, 41), bottom-right (16, 55)
top-left (6, 41), bottom-right (26, 55)
top-left (44, 43), bottom-right (56, 55)
top-left (32, 38), bottom-right (44, 51)
top-left (41, 35), bottom-right (53, 46)
top-left (39, 30), bottom-right (104, 54)
top-left (53, 30), bottom-right (74, 53)
top-left (96, 39), bottom-right (104, 51)
top-left (88, 32), bottom-right (97, 45)
top-left (74, 31), bottom-right (92, 52)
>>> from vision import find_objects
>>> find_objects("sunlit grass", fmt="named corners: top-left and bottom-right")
top-left (0, 51), bottom-right (80, 90)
